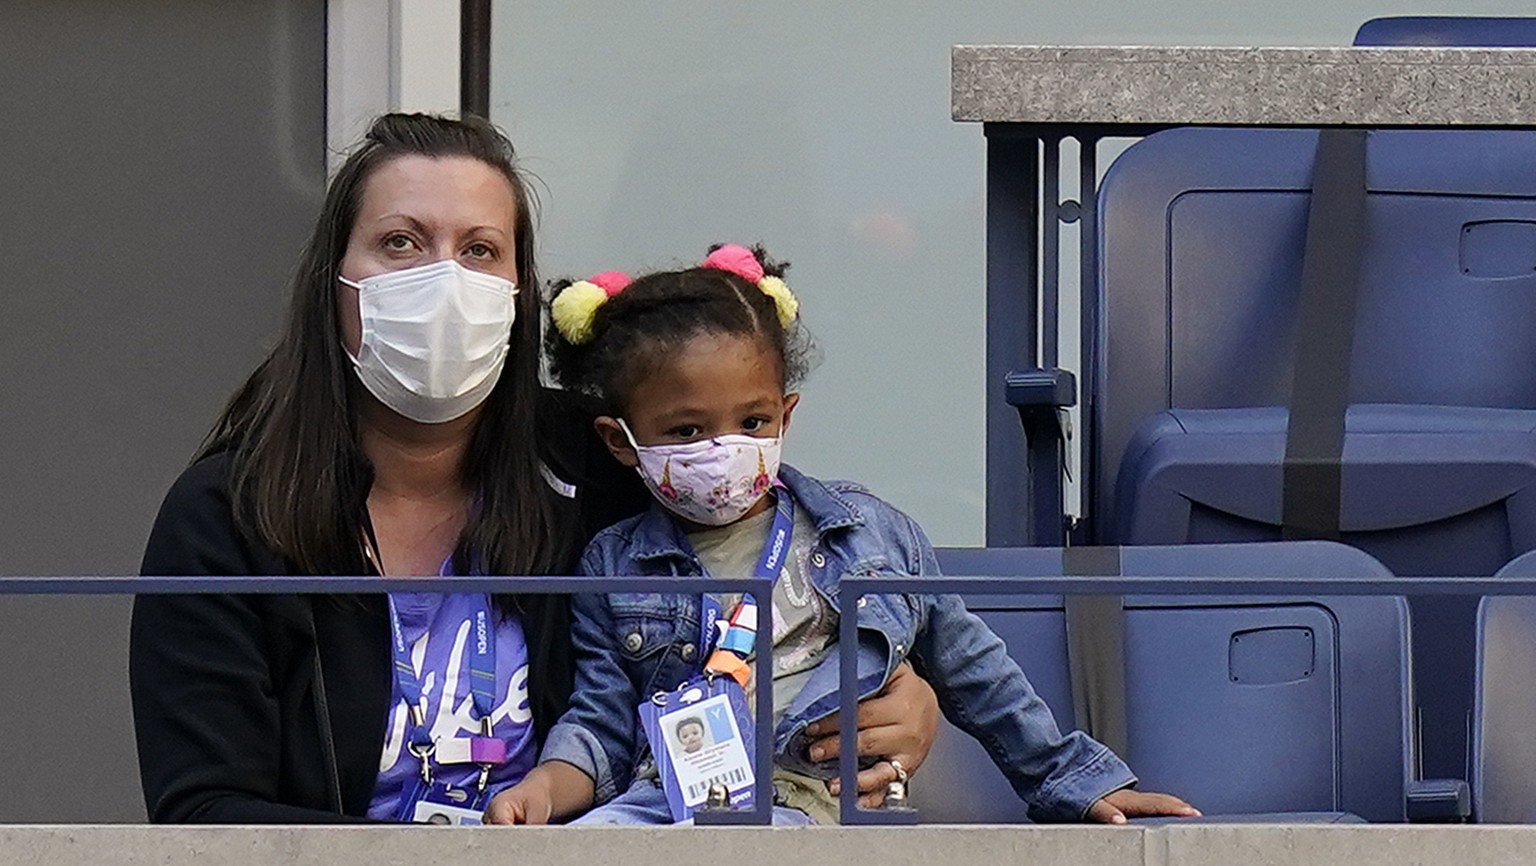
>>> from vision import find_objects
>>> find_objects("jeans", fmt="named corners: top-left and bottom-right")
top-left (572, 778), bottom-right (816, 826)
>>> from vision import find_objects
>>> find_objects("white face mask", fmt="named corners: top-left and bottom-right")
top-left (618, 419), bottom-right (783, 526)
top-left (340, 259), bottom-right (517, 424)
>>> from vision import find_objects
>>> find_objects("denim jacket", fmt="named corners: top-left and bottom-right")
top-left (540, 465), bottom-right (1136, 821)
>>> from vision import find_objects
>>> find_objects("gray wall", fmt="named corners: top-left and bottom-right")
top-left (0, 1), bottom-right (325, 821)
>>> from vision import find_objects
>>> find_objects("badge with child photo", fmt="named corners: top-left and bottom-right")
top-left (638, 677), bottom-right (757, 821)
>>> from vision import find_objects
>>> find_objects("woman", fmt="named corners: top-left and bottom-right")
top-left (129, 113), bottom-right (938, 824)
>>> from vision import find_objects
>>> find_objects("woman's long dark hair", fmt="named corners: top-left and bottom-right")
top-left (199, 113), bottom-right (572, 579)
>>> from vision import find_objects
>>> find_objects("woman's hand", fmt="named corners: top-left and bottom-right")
top-left (1086, 789), bottom-right (1201, 824)
top-left (804, 662), bottom-right (939, 806)
top-left (483, 762), bottom-right (595, 825)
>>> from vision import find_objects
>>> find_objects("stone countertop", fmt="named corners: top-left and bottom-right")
top-left (952, 45), bottom-right (1536, 127)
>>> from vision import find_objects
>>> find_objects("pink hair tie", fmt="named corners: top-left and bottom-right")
top-left (700, 243), bottom-right (798, 328)
top-left (588, 271), bottom-right (632, 296)
top-left (702, 244), bottom-right (765, 284)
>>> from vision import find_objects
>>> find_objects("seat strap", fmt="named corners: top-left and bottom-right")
top-left (1282, 129), bottom-right (1370, 541)
top-left (1063, 546), bottom-right (1128, 756)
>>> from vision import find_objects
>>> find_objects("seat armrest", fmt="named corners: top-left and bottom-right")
top-left (1005, 368), bottom-right (1076, 409)
top-left (1406, 778), bottom-right (1470, 822)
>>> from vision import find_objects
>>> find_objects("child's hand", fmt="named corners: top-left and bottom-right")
top-left (483, 762), bottom-right (596, 825)
top-left (484, 778), bottom-right (555, 825)
top-left (1086, 788), bottom-right (1201, 824)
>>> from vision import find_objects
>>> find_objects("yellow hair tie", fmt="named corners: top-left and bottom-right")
top-left (757, 275), bottom-right (799, 328)
top-left (551, 271), bottom-right (633, 344)
top-left (551, 280), bottom-right (611, 345)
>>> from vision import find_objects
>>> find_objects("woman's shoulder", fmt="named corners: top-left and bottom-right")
top-left (141, 451), bottom-right (287, 576)
top-left (165, 450), bottom-right (238, 500)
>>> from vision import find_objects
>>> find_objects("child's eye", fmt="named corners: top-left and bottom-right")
top-left (667, 425), bottom-right (704, 440)
top-left (742, 416), bottom-right (771, 433)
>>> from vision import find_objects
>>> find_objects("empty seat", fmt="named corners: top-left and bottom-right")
top-left (918, 543), bottom-right (1411, 822)
top-left (1473, 554), bottom-right (1536, 822)
top-left (1096, 122), bottom-right (1536, 779)
top-left (1355, 16), bottom-right (1536, 47)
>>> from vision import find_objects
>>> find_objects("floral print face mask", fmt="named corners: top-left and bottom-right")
top-left (617, 419), bottom-right (782, 526)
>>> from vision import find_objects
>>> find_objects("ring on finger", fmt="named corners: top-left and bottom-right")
top-left (888, 759), bottom-right (908, 782)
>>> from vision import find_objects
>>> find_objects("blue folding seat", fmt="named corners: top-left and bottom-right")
top-left (1472, 552), bottom-right (1536, 822)
top-left (914, 543), bottom-right (1416, 822)
top-left (1355, 16), bottom-right (1536, 47)
top-left (1096, 112), bottom-right (1536, 780)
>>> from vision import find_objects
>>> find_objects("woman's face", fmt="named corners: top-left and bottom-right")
top-left (336, 154), bottom-right (520, 356)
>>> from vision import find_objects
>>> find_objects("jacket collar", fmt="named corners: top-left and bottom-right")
top-left (627, 464), bottom-right (865, 564)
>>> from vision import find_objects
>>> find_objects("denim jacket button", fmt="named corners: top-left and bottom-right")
top-left (856, 597), bottom-right (868, 608)
top-left (680, 642), bottom-right (698, 661)
top-left (624, 632), bottom-right (644, 653)
top-left (811, 552), bottom-right (826, 568)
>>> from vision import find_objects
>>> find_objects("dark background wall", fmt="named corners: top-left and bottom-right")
top-left (0, 1), bottom-right (325, 820)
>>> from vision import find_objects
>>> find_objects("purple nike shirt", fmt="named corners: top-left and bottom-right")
top-left (367, 591), bottom-right (537, 821)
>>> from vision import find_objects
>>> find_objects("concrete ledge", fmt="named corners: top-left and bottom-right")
top-left (0, 825), bottom-right (1141, 866)
top-left (1156, 824), bottom-right (1536, 866)
top-left (7, 824), bottom-right (1536, 866)
top-left (952, 45), bottom-right (1536, 127)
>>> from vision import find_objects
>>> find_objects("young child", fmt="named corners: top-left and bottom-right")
top-left (485, 244), bottom-right (1197, 826)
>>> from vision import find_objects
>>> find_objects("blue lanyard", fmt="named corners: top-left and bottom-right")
top-left (698, 484), bottom-right (796, 657)
top-left (387, 593), bottom-right (498, 783)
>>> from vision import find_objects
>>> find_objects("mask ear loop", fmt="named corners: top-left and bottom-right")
top-left (616, 418), bottom-right (644, 451)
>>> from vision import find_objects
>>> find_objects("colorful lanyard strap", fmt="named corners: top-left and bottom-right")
top-left (699, 484), bottom-right (795, 688)
top-left (387, 593), bottom-right (501, 790)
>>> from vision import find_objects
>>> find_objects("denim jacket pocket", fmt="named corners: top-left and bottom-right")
top-left (611, 611), bottom-right (677, 660)
top-left (610, 596), bottom-right (697, 697)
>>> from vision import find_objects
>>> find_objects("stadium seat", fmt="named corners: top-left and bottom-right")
top-left (1095, 118), bottom-right (1536, 779)
top-left (1472, 554), bottom-right (1536, 822)
top-left (1355, 16), bottom-right (1536, 47)
top-left (917, 543), bottom-right (1416, 822)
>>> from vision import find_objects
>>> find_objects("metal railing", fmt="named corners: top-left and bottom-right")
top-left (3, 571), bottom-right (1530, 824)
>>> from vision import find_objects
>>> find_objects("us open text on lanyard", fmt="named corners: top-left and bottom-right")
top-left (699, 482), bottom-right (795, 683)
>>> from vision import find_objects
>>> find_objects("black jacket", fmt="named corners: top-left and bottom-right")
top-left (130, 392), bottom-right (647, 823)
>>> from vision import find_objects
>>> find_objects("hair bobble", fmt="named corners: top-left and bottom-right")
top-left (701, 244), bottom-right (799, 328)
top-left (552, 270), bottom-right (631, 344)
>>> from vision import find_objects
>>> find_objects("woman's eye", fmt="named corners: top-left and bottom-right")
top-left (382, 233), bottom-right (414, 252)
top-left (466, 241), bottom-right (496, 259)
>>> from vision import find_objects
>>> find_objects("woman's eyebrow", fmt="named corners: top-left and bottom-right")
top-left (374, 214), bottom-right (432, 235)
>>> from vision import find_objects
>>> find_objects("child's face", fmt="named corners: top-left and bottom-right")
top-left (596, 332), bottom-right (799, 463)
top-left (678, 721), bottom-right (705, 753)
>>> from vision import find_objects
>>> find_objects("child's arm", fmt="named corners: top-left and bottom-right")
top-left (896, 515), bottom-right (1195, 822)
top-left (485, 549), bottom-right (645, 824)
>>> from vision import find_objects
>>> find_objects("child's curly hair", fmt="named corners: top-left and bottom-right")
top-left (546, 244), bottom-right (816, 413)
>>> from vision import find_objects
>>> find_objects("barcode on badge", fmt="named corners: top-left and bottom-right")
top-left (686, 767), bottom-right (749, 802)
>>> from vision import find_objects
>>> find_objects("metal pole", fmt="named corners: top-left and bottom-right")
top-left (983, 125), bottom-right (1040, 547)
top-left (460, 0), bottom-right (492, 117)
